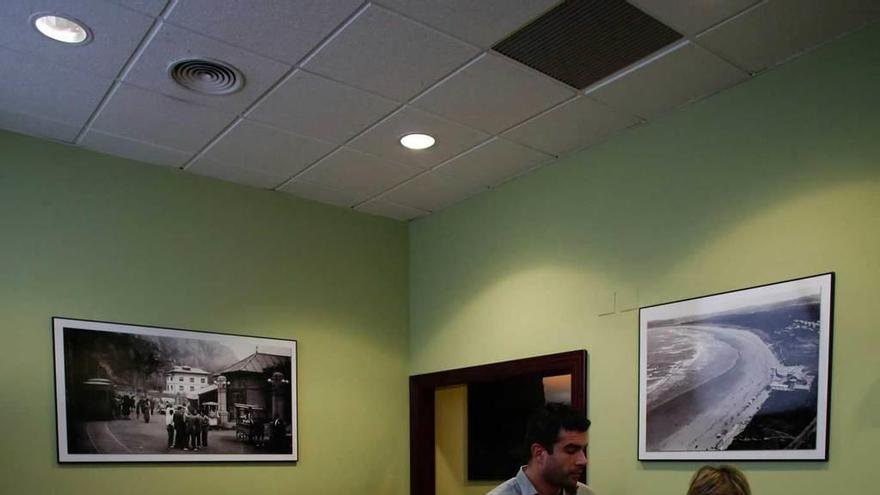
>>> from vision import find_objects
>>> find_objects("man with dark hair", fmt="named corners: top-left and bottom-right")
top-left (488, 402), bottom-right (596, 495)
top-left (186, 406), bottom-right (200, 451)
top-left (165, 404), bottom-right (175, 448)
top-left (173, 405), bottom-right (186, 449)
top-left (141, 396), bottom-right (151, 424)
top-left (199, 408), bottom-right (209, 449)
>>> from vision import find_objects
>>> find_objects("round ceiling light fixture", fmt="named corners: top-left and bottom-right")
top-left (32, 14), bottom-right (91, 44)
top-left (400, 133), bottom-right (436, 150)
top-left (169, 58), bottom-right (245, 96)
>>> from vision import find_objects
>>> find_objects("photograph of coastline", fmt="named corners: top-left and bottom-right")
top-left (638, 273), bottom-right (833, 461)
top-left (53, 318), bottom-right (297, 463)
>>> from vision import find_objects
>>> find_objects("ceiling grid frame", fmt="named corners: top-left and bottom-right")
top-left (1, 0), bottom-right (877, 220)
top-left (72, 0), bottom-right (177, 144)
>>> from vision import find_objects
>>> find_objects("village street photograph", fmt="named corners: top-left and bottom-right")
top-left (53, 318), bottom-right (297, 462)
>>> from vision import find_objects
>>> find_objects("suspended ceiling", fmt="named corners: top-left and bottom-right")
top-left (1, 0), bottom-right (877, 220)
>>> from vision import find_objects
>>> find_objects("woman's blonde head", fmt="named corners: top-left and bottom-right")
top-left (686, 465), bottom-right (751, 495)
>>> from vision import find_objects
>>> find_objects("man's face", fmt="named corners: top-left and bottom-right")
top-left (539, 429), bottom-right (588, 491)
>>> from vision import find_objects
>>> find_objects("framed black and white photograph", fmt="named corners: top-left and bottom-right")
top-left (638, 273), bottom-right (833, 461)
top-left (53, 317), bottom-right (297, 463)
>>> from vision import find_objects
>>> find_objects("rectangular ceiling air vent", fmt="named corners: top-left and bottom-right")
top-left (493, 0), bottom-right (683, 90)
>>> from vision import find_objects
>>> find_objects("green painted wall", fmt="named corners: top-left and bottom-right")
top-left (0, 132), bottom-right (410, 494)
top-left (411, 23), bottom-right (880, 495)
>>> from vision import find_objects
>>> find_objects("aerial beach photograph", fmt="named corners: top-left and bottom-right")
top-left (638, 273), bottom-right (832, 460)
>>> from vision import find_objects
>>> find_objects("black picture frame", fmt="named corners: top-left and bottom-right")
top-left (637, 273), bottom-right (833, 461)
top-left (52, 317), bottom-right (298, 463)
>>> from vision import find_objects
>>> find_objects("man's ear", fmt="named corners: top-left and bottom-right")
top-left (530, 442), bottom-right (547, 462)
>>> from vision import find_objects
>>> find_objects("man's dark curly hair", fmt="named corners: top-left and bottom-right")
top-left (524, 402), bottom-right (591, 454)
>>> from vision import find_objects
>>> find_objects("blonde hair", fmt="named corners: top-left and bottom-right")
top-left (686, 465), bottom-right (751, 495)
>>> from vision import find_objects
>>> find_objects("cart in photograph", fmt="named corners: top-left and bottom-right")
top-left (234, 403), bottom-right (266, 445)
top-left (202, 401), bottom-right (219, 428)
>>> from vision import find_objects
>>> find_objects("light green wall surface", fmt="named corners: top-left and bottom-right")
top-left (410, 23), bottom-right (880, 495)
top-left (0, 133), bottom-right (410, 494)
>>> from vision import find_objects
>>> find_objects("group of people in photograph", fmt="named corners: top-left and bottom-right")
top-left (165, 405), bottom-right (210, 451)
top-left (114, 394), bottom-right (157, 423)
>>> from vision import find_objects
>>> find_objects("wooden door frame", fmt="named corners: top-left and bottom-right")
top-left (409, 350), bottom-right (587, 495)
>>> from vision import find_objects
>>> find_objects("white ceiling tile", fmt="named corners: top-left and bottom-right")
top-left (79, 129), bottom-right (189, 167)
top-left (628, 0), bottom-right (761, 36)
top-left (355, 199), bottom-right (429, 221)
top-left (107, 0), bottom-right (170, 16)
top-left (375, 0), bottom-right (562, 48)
top-left (90, 83), bottom-right (236, 153)
top-left (303, 4), bottom-right (480, 101)
top-left (379, 171), bottom-right (487, 212)
top-left (503, 96), bottom-right (641, 155)
top-left (192, 120), bottom-right (336, 185)
top-left (697, 0), bottom-right (880, 73)
top-left (348, 107), bottom-right (490, 169)
top-left (0, 46), bottom-right (112, 129)
top-left (165, 0), bottom-right (362, 65)
top-left (278, 179), bottom-right (371, 208)
top-left (586, 41), bottom-right (748, 119)
top-left (186, 157), bottom-right (286, 189)
top-left (123, 23), bottom-right (291, 114)
top-left (0, 109), bottom-right (80, 143)
top-left (246, 70), bottom-right (399, 144)
top-left (0, 0), bottom-right (155, 79)
top-left (297, 147), bottom-right (422, 198)
top-left (0, 0), bottom-right (867, 220)
top-left (434, 138), bottom-right (552, 187)
top-left (412, 53), bottom-right (575, 133)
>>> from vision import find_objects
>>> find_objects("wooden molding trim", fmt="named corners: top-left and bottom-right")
top-left (409, 350), bottom-right (587, 495)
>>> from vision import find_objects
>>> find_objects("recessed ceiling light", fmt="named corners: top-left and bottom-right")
top-left (400, 133), bottom-right (436, 150)
top-left (32, 14), bottom-right (91, 45)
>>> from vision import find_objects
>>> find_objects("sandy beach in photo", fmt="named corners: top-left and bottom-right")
top-left (646, 325), bottom-right (780, 452)
top-left (645, 327), bottom-right (739, 411)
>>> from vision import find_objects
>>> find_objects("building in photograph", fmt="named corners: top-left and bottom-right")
top-left (213, 352), bottom-right (293, 426)
top-left (165, 365), bottom-right (212, 395)
top-left (770, 366), bottom-right (815, 392)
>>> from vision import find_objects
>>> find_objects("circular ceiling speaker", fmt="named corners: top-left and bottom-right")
top-left (169, 59), bottom-right (244, 95)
